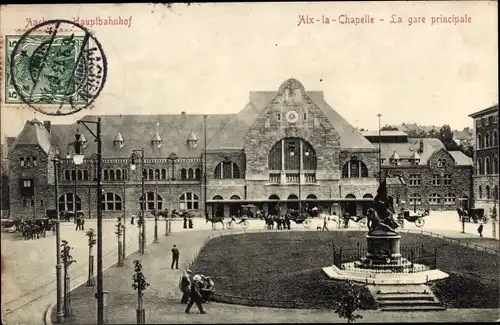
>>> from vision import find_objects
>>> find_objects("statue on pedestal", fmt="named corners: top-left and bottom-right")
top-left (368, 178), bottom-right (399, 236)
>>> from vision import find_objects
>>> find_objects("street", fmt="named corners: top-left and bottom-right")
top-left (1, 211), bottom-right (497, 325)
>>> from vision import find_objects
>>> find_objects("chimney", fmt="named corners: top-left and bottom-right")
top-left (43, 121), bottom-right (51, 133)
top-left (418, 140), bottom-right (424, 153)
top-left (180, 111), bottom-right (187, 128)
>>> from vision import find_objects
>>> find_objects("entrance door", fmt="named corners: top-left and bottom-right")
top-left (345, 194), bottom-right (357, 216)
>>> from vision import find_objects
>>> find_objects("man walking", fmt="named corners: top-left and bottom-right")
top-left (180, 269), bottom-right (192, 304)
top-left (185, 274), bottom-right (206, 314)
top-left (478, 222), bottom-right (484, 238)
top-left (322, 215), bottom-right (329, 231)
top-left (171, 245), bottom-right (180, 269)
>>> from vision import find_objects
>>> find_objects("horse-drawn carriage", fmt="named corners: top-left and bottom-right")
top-left (457, 208), bottom-right (487, 224)
top-left (397, 209), bottom-right (429, 228)
top-left (341, 214), bottom-right (367, 228)
top-left (1, 217), bottom-right (56, 239)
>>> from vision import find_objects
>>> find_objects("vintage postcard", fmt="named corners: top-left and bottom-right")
top-left (0, 2), bottom-right (498, 325)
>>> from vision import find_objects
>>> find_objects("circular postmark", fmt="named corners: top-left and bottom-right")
top-left (9, 19), bottom-right (108, 116)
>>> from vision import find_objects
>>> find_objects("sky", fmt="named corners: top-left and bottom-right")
top-left (0, 2), bottom-right (498, 139)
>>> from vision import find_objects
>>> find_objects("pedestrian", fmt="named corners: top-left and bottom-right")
top-left (171, 245), bottom-right (180, 269)
top-left (322, 215), bottom-right (329, 231)
top-left (80, 217), bottom-right (85, 231)
top-left (131, 215), bottom-right (135, 225)
top-left (180, 269), bottom-right (192, 304)
top-left (200, 275), bottom-right (215, 303)
top-left (185, 274), bottom-right (206, 314)
top-left (478, 222), bottom-right (484, 238)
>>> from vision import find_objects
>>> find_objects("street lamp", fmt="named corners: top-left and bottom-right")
top-left (52, 156), bottom-right (64, 323)
top-left (154, 169), bottom-right (159, 243)
top-left (130, 149), bottom-right (145, 254)
top-left (166, 153), bottom-right (177, 236)
top-left (377, 113), bottom-right (382, 184)
top-left (74, 118), bottom-right (104, 325)
top-left (66, 141), bottom-right (79, 224)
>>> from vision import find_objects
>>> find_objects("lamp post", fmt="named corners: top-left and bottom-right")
top-left (154, 170), bottom-right (159, 243)
top-left (203, 115), bottom-right (208, 220)
top-left (74, 118), bottom-right (104, 325)
top-left (122, 181), bottom-right (127, 260)
top-left (130, 149), bottom-right (145, 255)
top-left (52, 156), bottom-right (64, 323)
top-left (166, 153), bottom-right (177, 235)
top-left (377, 113), bottom-right (382, 184)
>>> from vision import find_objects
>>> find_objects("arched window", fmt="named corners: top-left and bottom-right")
top-left (179, 192), bottom-right (199, 210)
top-left (65, 170), bottom-right (70, 181)
top-left (268, 137), bottom-right (317, 171)
top-left (148, 169), bottom-right (154, 180)
top-left (214, 160), bottom-right (241, 179)
top-left (103, 170), bottom-right (109, 181)
top-left (212, 195), bottom-right (223, 200)
top-left (493, 130), bottom-right (498, 146)
top-left (486, 185), bottom-right (490, 199)
top-left (77, 170), bottom-right (83, 180)
top-left (478, 186), bottom-right (483, 199)
top-left (71, 169), bottom-right (76, 181)
top-left (444, 193), bottom-right (456, 205)
top-left (269, 195), bottom-right (280, 200)
top-left (363, 194), bottom-right (373, 199)
top-left (307, 194), bottom-right (317, 200)
top-left (494, 156), bottom-right (499, 174)
top-left (409, 193), bottom-right (422, 206)
top-left (342, 159), bottom-right (368, 178)
top-left (494, 185), bottom-right (498, 200)
top-left (142, 169), bottom-right (147, 180)
top-left (486, 157), bottom-right (491, 174)
top-left (116, 169), bottom-right (122, 181)
top-left (345, 194), bottom-right (356, 199)
top-left (155, 169), bottom-right (160, 180)
top-left (429, 193), bottom-right (441, 205)
top-left (485, 132), bottom-right (490, 148)
top-left (477, 134), bottom-right (483, 149)
top-left (58, 193), bottom-right (82, 212)
top-left (161, 169), bottom-right (167, 180)
top-left (195, 168), bottom-right (201, 180)
top-left (287, 194), bottom-right (298, 200)
top-left (188, 168), bottom-right (194, 179)
top-left (109, 170), bottom-right (115, 181)
top-left (230, 195), bottom-right (241, 200)
top-left (478, 158), bottom-right (483, 175)
top-left (181, 168), bottom-right (187, 180)
top-left (102, 193), bottom-right (122, 211)
top-left (83, 170), bottom-right (89, 181)
top-left (139, 192), bottom-right (163, 211)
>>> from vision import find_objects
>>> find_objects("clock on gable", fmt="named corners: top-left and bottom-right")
top-left (285, 110), bottom-right (299, 124)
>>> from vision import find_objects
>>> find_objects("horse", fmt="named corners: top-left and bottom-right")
top-left (205, 215), bottom-right (225, 230)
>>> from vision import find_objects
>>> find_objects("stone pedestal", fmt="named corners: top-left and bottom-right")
top-left (355, 230), bottom-right (411, 272)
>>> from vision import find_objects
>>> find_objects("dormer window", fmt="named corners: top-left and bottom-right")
top-left (151, 130), bottom-right (163, 148)
top-left (389, 152), bottom-right (401, 166)
top-left (409, 152), bottom-right (420, 165)
top-left (187, 131), bottom-right (198, 149)
top-left (79, 133), bottom-right (89, 149)
top-left (20, 157), bottom-right (25, 167)
top-left (113, 132), bottom-right (125, 149)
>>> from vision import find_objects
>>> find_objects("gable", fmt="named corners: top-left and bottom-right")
top-left (207, 78), bottom-right (375, 151)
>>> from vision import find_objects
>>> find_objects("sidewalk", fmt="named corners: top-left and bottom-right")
top-left (50, 228), bottom-right (500, 324)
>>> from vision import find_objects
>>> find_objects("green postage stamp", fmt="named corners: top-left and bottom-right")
top-left (4, 34), bottom-right (88, 105)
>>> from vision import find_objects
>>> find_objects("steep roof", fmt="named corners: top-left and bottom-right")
top-left (448, 151), bottom-right (473, 166)
top-left (307, 92), bottom-right (375, 150)
top-left (378, 138), bottom-right (445, 165)
top-left (9, 119), bottom-right (51, 155)
top-left (50, 114), bottom-right (235, 158)
top-left (390, 151), bottom-right (401, 160)
top-left (207, 90), bottom-right (375, 150)
top-left (361, 130), bottom-right (408, 137)
top-left (468, 104), bottom-right (499, 118)
top-left (207, 92), bottom-right (277, 150)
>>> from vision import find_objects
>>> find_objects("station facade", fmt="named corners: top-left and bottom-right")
top-left (7, 79), bottom-right (473, 219)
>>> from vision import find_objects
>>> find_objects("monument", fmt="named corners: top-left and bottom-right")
top-left (323, 179), bottom-right (449, 284)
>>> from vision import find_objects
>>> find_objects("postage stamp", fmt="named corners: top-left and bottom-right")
top-left (5, 19), bottom-right (107, 115)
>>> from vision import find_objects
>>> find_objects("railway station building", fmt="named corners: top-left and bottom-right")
top-left (6, 78), bottom-right (473, 219)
